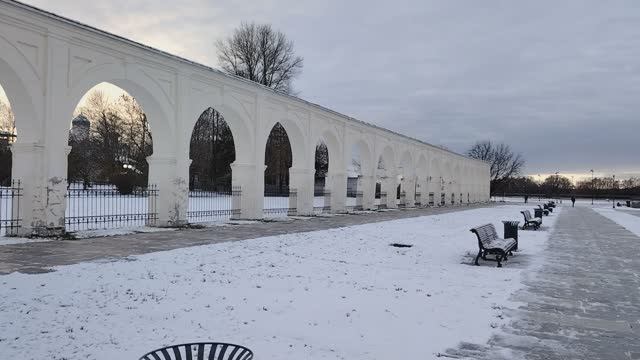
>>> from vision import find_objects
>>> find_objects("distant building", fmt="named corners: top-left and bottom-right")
top-left (70, 114), bottom-right (90, 142)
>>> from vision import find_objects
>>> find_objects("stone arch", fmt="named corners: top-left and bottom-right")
top-left (67, 82), bottom-right (154, 188)
top-left (188, 107), bottom-right (236, 191)
top-left (0, 39), bottom-right (41, 143)
top-left (398, 150), bottom-right (414, 177)
top-left (262, 116), bottom-right (307, 170)
top-left (313, 128), bottom-right (342, 174)
top-left (375, 144), bottom-right (397, 208)
top-left (65, 64), bottom-right (174, 156)
top-left (184, 94), bottom-right (253, 165)
top-left (349, 137), bottom-right (373, 177)
top-left (375, 144), bottom-right (396, 177)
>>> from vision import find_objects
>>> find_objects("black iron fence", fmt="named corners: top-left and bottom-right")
top-left (398, 191), bottom-right (407, 208)
top-left (346, 191), bottom-right (363, 212)
top-left (0, 180), bottom-right (22, 236)
top-left (314, 189), bottom-right (331, 214)
top-left (377, 191), bottom-right (388, 210)
top-left (65, 182), bottom-right (158, 232)
top-left (188, 187), bottom-right (241, 223)
top-left (264, 188), bottom-right (296, 217)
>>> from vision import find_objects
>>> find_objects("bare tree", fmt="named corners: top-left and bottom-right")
top-left (189, 107), bottom-right (235, 191)
top-left (216, 22), bottom-right (304, 94)
top-left (467, 140), bottom-right (525, 181)
top-left (314, 142), bottom-right (328, 178)
top-left (467, 140), bottom-right (525, 195)
top-left (0, 99), bottom-right (15, 185)
top-left (0, 99), bottom-right (15, 137)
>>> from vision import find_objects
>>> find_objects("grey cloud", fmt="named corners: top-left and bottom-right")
top-left (23, 0), bottom-right (640, 176)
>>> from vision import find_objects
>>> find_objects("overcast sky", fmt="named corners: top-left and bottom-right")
top-left (13, 0), bottom-right (640, 178)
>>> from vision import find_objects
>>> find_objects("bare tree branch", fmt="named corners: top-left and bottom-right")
top-left (216, 22), bottom-right (304, 94)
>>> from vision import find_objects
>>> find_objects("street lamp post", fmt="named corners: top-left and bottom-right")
top-left (612, 174), bottom-right (616, 209)
top-left (590, 169), bottom-right (594, 205)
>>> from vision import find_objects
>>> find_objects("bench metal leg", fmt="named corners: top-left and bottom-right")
top-left (475, 250), bottom-right (482, 266)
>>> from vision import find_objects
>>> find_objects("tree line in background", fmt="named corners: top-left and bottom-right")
top-left (499, 175), bottom-right (640, 198)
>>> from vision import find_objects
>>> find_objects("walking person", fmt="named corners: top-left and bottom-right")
top-left (571, 196), bottom-right (576, 207)
top-left (524, 194), bottom-right (529, 203)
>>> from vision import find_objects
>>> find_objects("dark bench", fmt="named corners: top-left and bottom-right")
top-left (538, 204), bottom-right (550, 216)
top-left (470, 223), bottom-right (517, 267)
top-left (139, 342), bottom-right (254, 360)
top-left (521, 210), bottom-right (542, 230)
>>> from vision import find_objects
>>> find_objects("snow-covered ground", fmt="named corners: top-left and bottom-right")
top-left (593, 207), bottom-right (640, 237)
top-left (0, 205), bottom-right (558, 359)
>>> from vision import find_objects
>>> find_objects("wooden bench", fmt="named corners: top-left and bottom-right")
top-left (521, 210), bottom-right (542, 230)
top-left (470, 223), bottom-right (517, 267)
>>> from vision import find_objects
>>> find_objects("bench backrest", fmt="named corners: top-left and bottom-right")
top-left (470, 223), bottom-right (499, 249)
top-left (521, 210), bottom-right (532, 221)
top-left (139, 343), bottom-right (254, 360)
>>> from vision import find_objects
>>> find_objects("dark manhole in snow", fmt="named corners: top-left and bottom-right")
top-left (390, 243), bottom-right (413, 248)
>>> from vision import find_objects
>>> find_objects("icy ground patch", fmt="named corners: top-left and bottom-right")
top-left (0, 205), bottom-right (557, 360)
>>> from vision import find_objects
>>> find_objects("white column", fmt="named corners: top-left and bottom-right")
top-left (382, 175), bottom-right (397, 209)
top-left (10, 142), bottom-right (46, 235)
top-left (231, 162), bottom-right (262, 219)
top-left (289, 167), bottom-right (314, 216)
top-left (359, 175), bottom-right (375, 210)
top-left (403, 177), bottom-right (416, 208)
top-left (328, 171), bottom-right (347, 213)
top-left (147, 155), bottom-right (188, 227)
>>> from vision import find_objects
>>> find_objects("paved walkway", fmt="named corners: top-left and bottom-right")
top-left (0, 205), bottom-right (488, 275)
top-left (446, 206), bottom-right (640, 359)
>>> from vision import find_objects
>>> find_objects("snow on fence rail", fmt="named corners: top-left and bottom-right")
top-left (0, 180), bottom-right (22, 236)
top-left (64, 183), bottom-right (158, 232)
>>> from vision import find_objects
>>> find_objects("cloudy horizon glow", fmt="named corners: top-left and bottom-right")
top-left (3, 0), bottom-right (639, 178)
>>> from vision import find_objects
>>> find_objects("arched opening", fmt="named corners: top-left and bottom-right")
top-left (375, 156), bottom-right (388, 209)
top-left (313, 141), bottom-right (330, 214)
top-left (0, 83), bottom-right (18, 236)
top-left (264, 122), bottom-right (293, 216)
top-left (187, 107), bottom-right (237, 223)
top-left (0, 83), bottom-right (16, 186)
top-left (65, 82), bottom-right (156, 232)
top-left (348, 141), bottom-right (372, 211)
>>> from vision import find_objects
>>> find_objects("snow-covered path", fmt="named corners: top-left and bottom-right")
top-left (445, 206), bottom-right (640, 359)
top-left (0, 205), bottom-right (557, 359)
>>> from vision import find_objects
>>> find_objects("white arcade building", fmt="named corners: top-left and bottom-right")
top-left (0, 0), bottom-right (490, 236)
